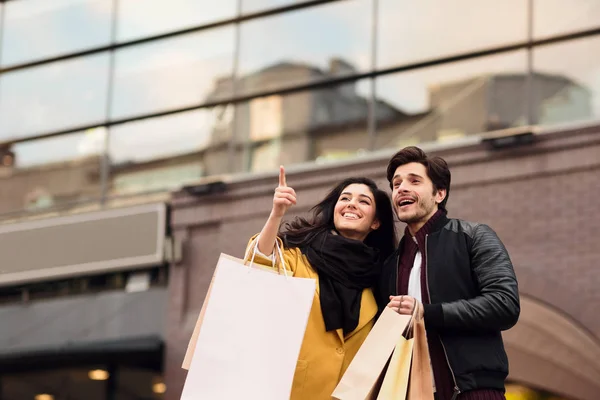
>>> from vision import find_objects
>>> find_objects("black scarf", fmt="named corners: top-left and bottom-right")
top-left (298, 230), bottom-right (381, 335)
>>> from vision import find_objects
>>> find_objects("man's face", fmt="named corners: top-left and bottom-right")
top-left (391, 162), bottom-right (446, 226)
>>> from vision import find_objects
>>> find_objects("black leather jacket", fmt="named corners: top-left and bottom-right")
top-left (376, 215), bottom-right (520, 395)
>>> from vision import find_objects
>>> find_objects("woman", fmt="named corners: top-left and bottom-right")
top-left (246, 166), bottom-right (396, 400)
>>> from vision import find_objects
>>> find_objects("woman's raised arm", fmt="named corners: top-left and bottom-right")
top-left (257, 166), bottom-right (297, 256)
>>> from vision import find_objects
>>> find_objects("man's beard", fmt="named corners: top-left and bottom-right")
top-left (398, 210), bottom-right (428, 224)
top-left (396, 200), bottom-right (436, 224)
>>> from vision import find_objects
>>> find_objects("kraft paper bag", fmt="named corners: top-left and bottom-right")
top-left (332, 307), bottom-right (412, 400)
top-left (377, 333), bottom-right (414, 400)
top-left (407, 304), bottom-right (435, 400)
top-left (180, 250), bottom-right (315, 400)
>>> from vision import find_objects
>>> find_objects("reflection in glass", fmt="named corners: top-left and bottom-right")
top-left (118, 368), bottom-right (166, 399)
top-left (0, 54), bottom-right (110, 141)
top-left (235, 0), bottom-right (371, 96)
top-left (116, 0), bottom-right (237, 42)
top-left (227, 79), bottom-right (372, 174)
top-left (14, 128), bottom-right (106, 169)
top-left (2, 369), bottom-right (107, 400)
top-left (374, 51), bottom-right (528, 151)
top-left (1, 367), bottom-right (164, 400)
top-left (0, 128), bottom-right (105, 214)
top-left (110, 28), bottom-right (235, 120)
top-left (534, 0), bottom-right (600, 39)
top-left (378, 0), bottom-right (526, 69)
top-left (1, 0), bottom-right (113, 66)
top-left (532, 36), bottom-right (600, 125)
top-left (242, 0), bottom-right (311, 14)
top-left (108, 108), bottom-right (233, 194)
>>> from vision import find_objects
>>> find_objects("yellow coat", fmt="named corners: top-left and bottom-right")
top-left (246, 235), bottom-right (378, 400)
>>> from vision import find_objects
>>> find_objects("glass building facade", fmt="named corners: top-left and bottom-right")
top-left (0, 0), bottom-right (599, 217)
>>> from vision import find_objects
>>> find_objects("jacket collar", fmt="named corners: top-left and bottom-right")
top-left (395, 209), bottom-right (450, 250)
top-left (428, 209), bottom-right (449, 234)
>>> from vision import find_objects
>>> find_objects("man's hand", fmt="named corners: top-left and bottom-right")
top-left (387, 295), bottom-right (423, 319)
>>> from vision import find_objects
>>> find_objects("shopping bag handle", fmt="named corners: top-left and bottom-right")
top-left (403, 301), bottom-right (422, 338)
top-left (245, 235), bottom-right (290, 277)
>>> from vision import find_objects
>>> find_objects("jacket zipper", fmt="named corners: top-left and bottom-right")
top-left (394, 254), bottom-right (399, 295)
top-left (425, 234), bottom-right (461, 400)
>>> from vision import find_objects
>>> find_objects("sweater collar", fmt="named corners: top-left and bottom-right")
top-left (404, 208), bottom-right (447, 251)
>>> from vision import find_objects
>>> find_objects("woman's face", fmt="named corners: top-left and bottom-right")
top-left (333, 183), bottom-right (380, 242)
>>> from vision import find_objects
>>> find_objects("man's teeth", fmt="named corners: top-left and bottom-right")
top-left (399, 200), bottom-right (415, 206)
top-left (343, 212), bottom-right (359, 219)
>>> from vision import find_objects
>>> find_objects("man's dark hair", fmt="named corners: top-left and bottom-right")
top-left (386, 146), bottom-right (451, 210)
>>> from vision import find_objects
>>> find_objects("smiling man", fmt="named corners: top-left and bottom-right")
top-left (376, 146), bottom-right (520, 400)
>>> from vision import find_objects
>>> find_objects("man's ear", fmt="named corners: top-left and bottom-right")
top-left (435, 188), bottom-right (447, 205)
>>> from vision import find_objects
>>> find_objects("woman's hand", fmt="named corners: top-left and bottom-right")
top-left (272, 166), bottom-right (297, 218)
top-left (257, 166), bottom-right (296, 256)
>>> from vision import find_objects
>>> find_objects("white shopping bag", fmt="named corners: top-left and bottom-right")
top-left (181, 244), bottom-right (315, 400)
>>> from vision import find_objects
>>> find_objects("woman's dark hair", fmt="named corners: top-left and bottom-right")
top-left (386, 146), bottom-right (451, 210)
top-left (282, 177), bottom-right (396, 260)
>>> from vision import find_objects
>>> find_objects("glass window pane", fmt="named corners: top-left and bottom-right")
top-left (374, 51), bottom-right (528, 150)
top-left (116, 0), bottom-right (236, 42)
top-left (378, 0), bottom-right (527, 69)
top-left (1, 0), bottom-right (113, 66)
top-left (235, 0), bottom-right (371, 97)
top-left (108, 108), bottom-right (233, 195)
top-left (110, 28), bottom-right (235, 120)
top-left (0, 129), bottom-right (105, 214)
top-left (2, 368), bottom-right (107, 400)
top-left (532, 36), bottom-right (600, 125)
top-left (242, 0), bottom-right (312, 14)
top-left (534, 0), bottom-right (600, 39)
top-left (230, 79), bottom-right (370, 174)
top-left (0, 54), bottom-right (110, 141)
top-left (118, 367), bottom-right (165, 399)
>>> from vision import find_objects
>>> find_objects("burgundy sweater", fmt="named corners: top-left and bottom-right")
top-left (397, 210), bottom-right (505, 400)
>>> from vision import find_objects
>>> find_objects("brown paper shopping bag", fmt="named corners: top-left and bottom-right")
top-left (375, 297), bottom-right (425, 400)
top-left (332, 307), bottom-right (412, 400)
top-left (378, 302), bottom-right (435, 400)
top-left (407, 303), bottom-right (435, 400)
top-left (376, 327), bottom-right (414, 399)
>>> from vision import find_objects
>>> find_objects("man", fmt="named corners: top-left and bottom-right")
top-left (377, 146), bottom-right (520, 400)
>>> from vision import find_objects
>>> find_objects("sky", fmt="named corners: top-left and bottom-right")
top-left (2, 0), bottom-right (600, 168)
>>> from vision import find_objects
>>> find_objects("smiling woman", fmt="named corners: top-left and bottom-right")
top-left (332, 183), bottom-right (381, 242)
top-left (244, 168), bottom-right (396, 399)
